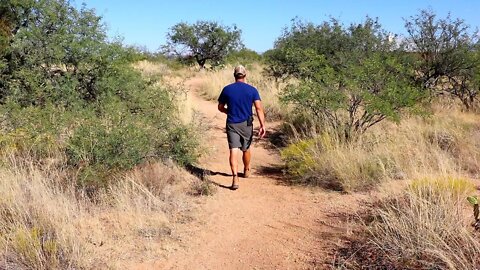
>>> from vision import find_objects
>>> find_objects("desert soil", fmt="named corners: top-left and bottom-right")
top-left (134, 77), bottom-right (366, 270)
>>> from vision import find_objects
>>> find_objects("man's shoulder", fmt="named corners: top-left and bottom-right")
top-left (245, 83), bottom-right (258, 91)
top-left (223, 82), bottom-right (237, 90)
top-left (222, 82), bottom-right (258, 95)
top-left (241, 81), bottom-right (256, 88)
top-left (244, 83), bottom-right (259, 95)
top-left (233, 82), bottom-right (257, 91)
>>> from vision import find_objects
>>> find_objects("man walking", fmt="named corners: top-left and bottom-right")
top-left (218, 65), bottom-right (266, 190)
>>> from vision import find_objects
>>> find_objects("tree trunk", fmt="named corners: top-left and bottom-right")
top-left (197, 58), bottom-right (206, 69)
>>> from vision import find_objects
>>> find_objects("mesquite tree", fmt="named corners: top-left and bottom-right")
top-left (404, 9), bottom-right (480, 110)
top-left (267, 18), bottom-right (423, 141)
top-left (163, 21), bottom-right (243, 68)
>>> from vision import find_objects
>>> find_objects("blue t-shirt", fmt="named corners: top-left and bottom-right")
top-left (218, 82), bottom-right (261, 124)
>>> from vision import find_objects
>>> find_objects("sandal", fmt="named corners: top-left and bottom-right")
top-left (231, 175), bottom-right (239, 190)
top-left (243, 168), bottom-right (251, 178)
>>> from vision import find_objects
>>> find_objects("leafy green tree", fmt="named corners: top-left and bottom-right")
top-left (0, 0), bottom-right (35, 48)
top-left (264, 18), bottom-right (348, 80)
top-left (404, 9), bottom-right (479, 110)
top-left (269, 18), bottom-right (423, 141)
top-left (163, 20), bottom-right (243, 68)
top-left (0, 0), bottom-right (149, 107)
top-left (0, 0), bottom-right (34, 87)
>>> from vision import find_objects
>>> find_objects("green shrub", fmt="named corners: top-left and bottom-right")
top-left (281, 138), bottom-right (316, 178)
top-left (409, 176), bottom-right (476, 200)
top-left (66, 118), bottom-right (151, 171)
top-left (0, 0), bottom-right (200, 190)
top-left (225, 48), bottom-right (262, 65)
top-left (0, 76), bottom-right (199, 188)
top-left (0, 1), bottom-right (200, 268)
top-left (281, 134), bottom-right (389, 191)
top-left (0, 103), bottom-right (76, 159)
top-left (405, 9), bottom-right (480, 110)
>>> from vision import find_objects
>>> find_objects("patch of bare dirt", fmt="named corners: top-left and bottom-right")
top-left (132, 76), bottom-right (366, 270)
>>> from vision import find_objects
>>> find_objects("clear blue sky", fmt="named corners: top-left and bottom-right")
top-left (78, 0), bottom-right (479, 53)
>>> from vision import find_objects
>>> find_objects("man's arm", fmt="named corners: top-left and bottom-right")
top-left (218, 103), bottom-right (227, 114)
top-left (254, 100), bottom-right (266, 138)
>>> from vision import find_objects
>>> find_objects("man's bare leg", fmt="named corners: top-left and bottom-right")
top-left (242, 149), bottom-right (251, 178)
top-left (229, 148), bottom-right (239, 189)
top-left (229, 148), bottom-right (239, 176)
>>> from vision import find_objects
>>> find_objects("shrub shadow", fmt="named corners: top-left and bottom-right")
top-left (256, 164), bottom-right (286, 182)
top-left (185, 163), bottom-right (232, 190)
top-left (252, 129), bottom-right (288, 150)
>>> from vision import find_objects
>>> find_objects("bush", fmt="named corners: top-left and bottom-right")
top-left (66, 118), bottom-right (151, 186)
top-left (225, 48), bottom-right (262, 66)
top-left (281, 133), bottom-right (389, 191)
top-left (281, 109), bottom-right (480, 191)
top-left (0, 1), bottom-right (202, 267)
top-left (0, 103), bottom-right (74, 159)
top-left (281, 138), bottom-right (317, 178)
top-left (0, 74), bottom-right (200, 188)
top-left (409, 176), bottom-right (476, 199)
top-left (0, 0), bottom-right (200, 190)
top-left (405, 9), bottom-right (480, 110)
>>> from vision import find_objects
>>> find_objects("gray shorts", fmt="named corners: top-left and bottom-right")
top-left (226, 120), bottom-right (253, 151)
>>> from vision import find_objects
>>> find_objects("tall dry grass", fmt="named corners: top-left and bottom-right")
top-left (368, 176), bottom-right (480, 269)
top-left (133, 60), bottom-right (171, 78)
top-left (196, 63), bottom-right (289, 120)
top-left (328, 105), bottom-right (480, 268)
top-left (0, 156), bottom-right (201, 269)
top-left (336, 176), bottom-right (480, 269)
top-left (282, 107), bottom-right (480, 191)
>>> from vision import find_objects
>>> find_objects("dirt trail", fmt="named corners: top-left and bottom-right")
top-left (136, 77), bottom-right (361, 270)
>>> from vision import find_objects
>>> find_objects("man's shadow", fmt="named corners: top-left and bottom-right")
top-left (185, 164), bottom-right (236, 189)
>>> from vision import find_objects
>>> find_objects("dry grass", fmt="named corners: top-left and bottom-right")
top-left (132, 60), bottom-right (171, 78)
top-left (335, 176), bottom-right (480, 269)
top-left (0, 156), bottom-right (201, 269)
top-left (282, 107), bottom-right (480, 191)
top-left (330, 107), bottom-right (480, 268)
top-left (366, 176), bottom-right (480, 269)
top-left (195, 63), bottom-right (289, 120)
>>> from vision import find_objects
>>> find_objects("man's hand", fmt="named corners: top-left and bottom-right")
top-left (254, 100), bottom-right (266, 139)
top-left (258, 126), bottom-right (266, 139)
top-left (218, 103), bottom-right (227, 114)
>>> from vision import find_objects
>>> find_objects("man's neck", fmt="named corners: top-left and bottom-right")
top-left (235, 78), bottom-right (246, 83)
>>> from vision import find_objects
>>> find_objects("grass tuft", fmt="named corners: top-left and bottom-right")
top-left (0, 158), bottom-right (200, 268)
top-left (281, 108), bottom-right (480, 192)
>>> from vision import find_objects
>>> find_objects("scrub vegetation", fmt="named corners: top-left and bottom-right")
top-left (187, 9), bottom-right (480, 269)
top-left (1, 0), bottom-right (480, 268)
top-left (0, 0), bottom-right (204, 268)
